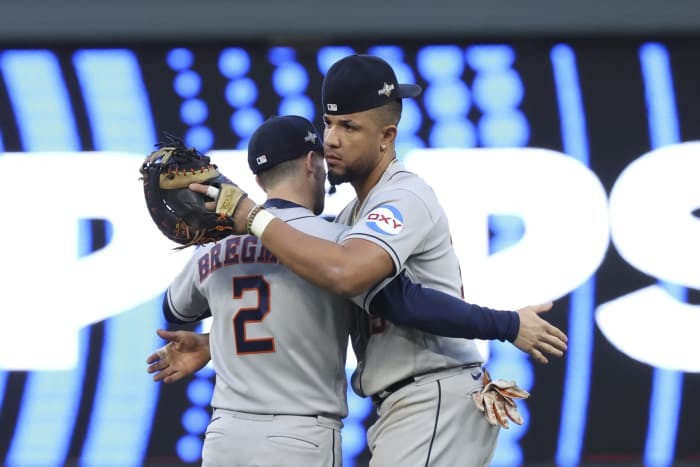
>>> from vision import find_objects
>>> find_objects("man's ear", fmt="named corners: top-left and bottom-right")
top-left (304, 150), bottom-right (317, 173)
top-left (381, 124), bottom-right (398, 148)
top-left (255, 174), bottom-right (264, 191)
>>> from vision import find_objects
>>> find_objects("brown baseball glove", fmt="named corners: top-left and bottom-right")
top-left (139, 134), bottom-right (247, 248)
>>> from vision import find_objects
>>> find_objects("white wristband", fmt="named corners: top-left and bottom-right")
top-left (249, 208), bottom-right (275, 237)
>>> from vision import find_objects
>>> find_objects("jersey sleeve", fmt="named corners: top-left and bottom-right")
top-left (369, 271), bottom-right (520, 341)
top-left (341, 188), bottom-right (439, 309)
top-left (164, 254), bottom-right (210, 323)
top-left (341, 188), bottom-right (436, 271)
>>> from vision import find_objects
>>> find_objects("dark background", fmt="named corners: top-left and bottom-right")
top-left (0, 3), bottom-right (698, 466)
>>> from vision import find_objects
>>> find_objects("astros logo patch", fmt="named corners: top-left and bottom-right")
top-left (365, 205), bottom-right (404, 235)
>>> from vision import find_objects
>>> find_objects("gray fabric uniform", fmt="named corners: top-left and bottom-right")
top-left (336, 161), bottom-right (499, 467)
top-left (167, 204), bottom-right (353, 467)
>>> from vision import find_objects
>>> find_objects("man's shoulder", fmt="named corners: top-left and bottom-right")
top-left (290, 214), bottom-right (348, 241)
top-left (380, 170), bottom-right (439, 203)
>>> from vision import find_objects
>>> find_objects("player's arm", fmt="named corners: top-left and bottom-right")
top-left (162, 292), bottom-right (211, 324)
top-left (191, 187), bottom-right (394, 296)
top-left (163, 252), bottom-right (211, 323)
top-left (372, 272), bottom-right (519, 340)
top-left (261, 222), bottom-right (393, 296)
top-left (146, 330), bottom-right (211, 383)
top-left (372, 272), bottom-right (568, 363)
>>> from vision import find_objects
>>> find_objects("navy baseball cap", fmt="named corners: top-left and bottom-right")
top-left (247, 115), bottom-right (324, 174)
top-left (322, 54), bottom-right (422, 115)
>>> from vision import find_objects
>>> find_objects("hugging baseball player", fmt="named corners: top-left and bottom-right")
top-left (162, 54), bottom-right (567, 467)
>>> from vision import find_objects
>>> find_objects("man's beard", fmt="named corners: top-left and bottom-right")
top-left (327, 154), bottom-right (377, 187)
top-left (327, 162), bottom-right (364, 186)
top-left (327, 169), bottom-right (349, 187)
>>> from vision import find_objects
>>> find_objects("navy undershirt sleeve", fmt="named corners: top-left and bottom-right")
top-left (370, 271), bottom-right (520, 342)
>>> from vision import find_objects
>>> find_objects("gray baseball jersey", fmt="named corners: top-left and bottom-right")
top-left (167, 202), bottom-right (354, 418)
top-left (336, 161), bottom-right (498, 467)
top-left (335, 160), bottom-right (484, 397)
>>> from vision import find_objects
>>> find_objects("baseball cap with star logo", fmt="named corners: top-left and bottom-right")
top-left (247, 115), bottom-right (324, 174)
top-left (322, 54), bottom-right (422, 115)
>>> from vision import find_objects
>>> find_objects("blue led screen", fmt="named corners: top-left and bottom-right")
top-left (0, 40), bottom-right (699, 467)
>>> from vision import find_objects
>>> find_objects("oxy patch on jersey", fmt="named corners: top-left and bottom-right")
top-left (364, 204), bottom-right (404, 235)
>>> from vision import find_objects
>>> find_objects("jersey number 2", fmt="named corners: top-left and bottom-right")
top-left (232, 276), bottom-right (275, 355)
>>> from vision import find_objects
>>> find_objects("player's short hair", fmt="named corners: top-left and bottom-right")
top-left (257, 150), bottom-right (322, 189)
top-left (372, 100), bottom-right (402, 127)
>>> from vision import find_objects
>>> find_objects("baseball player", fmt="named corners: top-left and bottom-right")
top-left (190, 55), bottom-right (568, 466)
top-left (164, 115), bottom-right (352, 467)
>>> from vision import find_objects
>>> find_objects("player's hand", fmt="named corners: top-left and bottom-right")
top-left (146, 329), bottom-right (212, 383)
top-left (513, 302), bottom-right (568, 364)
top-left (190, 182), bottom-right (255, 235)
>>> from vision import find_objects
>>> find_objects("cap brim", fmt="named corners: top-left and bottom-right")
top-left (398, 83), bottom-right (422, 98)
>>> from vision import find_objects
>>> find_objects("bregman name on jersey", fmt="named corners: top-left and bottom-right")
top-left (197, 236), bottom-right (278, 282)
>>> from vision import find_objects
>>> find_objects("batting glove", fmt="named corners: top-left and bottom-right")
top-left (472, 367), bottom-right (530, 429)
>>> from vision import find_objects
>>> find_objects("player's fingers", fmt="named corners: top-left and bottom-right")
top-left (147, 364), bottom-right (161, 374)
top-left (146, 352), bottom-right (160, 364)
top-left (189, 183), bottom-right (209, 195)
top-left (153, 372), bottom-right (171, 383)
top-left (157, 346), bottom-right (169, 363)
top-left (154, 366), bottom-right (180, 382)
top-left (152, 369), bottom-right (170, 382)
top-left (147, 359), bottom-right (169, 373)
top-left (163, 370), bottom-right (185, 384)
top-left (548, 325), bottom-right (568, 344)
top-left (147, 343), bottom-right (169, 363)
top-left (536, 331), bottom-right (565, 351)
top-left (189, 183), bottom-right (217, 210)
top-left (545, 329), bottom-right (568, 352)
top-left (156, 329), bottom-right (179, 342)
top-left (148, 358), bottom-right (172, 375)
top-left (530, 348), bottom-right (549, 365)
top-left (535, 341), bottom-right (564, 358)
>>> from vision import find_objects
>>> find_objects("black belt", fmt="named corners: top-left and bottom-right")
top-left (371, 362), bottom-right (482, 406)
